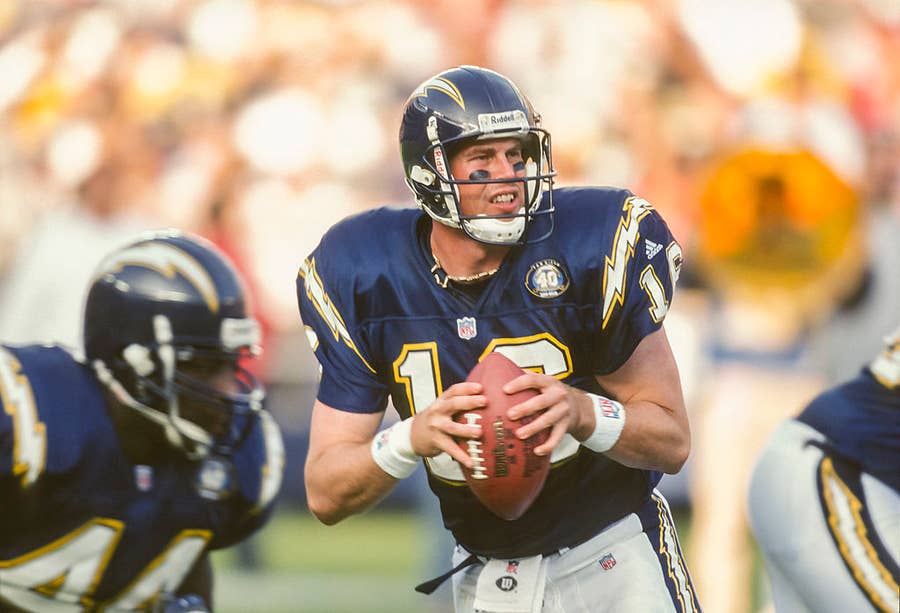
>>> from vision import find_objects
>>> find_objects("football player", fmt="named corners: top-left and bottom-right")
top-left (298, 66), bottom-right (700, 612)
top-left (0, 230), bottom-right (284, 612)
top-left (748, 325), bottom-right (900, 613)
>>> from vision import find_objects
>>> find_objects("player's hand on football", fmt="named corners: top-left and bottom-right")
top-left (409, 381), bottom-right (486, 468)
top-left (504, 372), bottom-right (583, 456)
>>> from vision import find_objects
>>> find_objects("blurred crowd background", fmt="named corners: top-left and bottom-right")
top-left (0, 1), bottom-right (897, 612)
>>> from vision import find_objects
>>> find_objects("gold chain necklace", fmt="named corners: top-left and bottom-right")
top-left (430, 251), bottom-right (500, 288)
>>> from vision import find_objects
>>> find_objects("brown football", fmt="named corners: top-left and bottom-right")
top-left (456, 352), bottom-right (550, 521)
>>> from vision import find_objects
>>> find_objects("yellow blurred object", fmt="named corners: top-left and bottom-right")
top-left (697, 148), bottom-right (862, 293)
top-left (120, 41), bottom-right (187, 121)
top-left (12, 75), bottom-right (70, 150)
top-left (0, 1), bottom-right (19, 37)
top-left (179, 57), bottom-right (240, 112)
top-left (690, 147), bottom-right (866, 613)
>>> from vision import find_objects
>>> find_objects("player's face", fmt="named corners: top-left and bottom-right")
top-left (450, 137), bottom-right (526, 220)
top-left (178, 358), bottom-right (240, 439)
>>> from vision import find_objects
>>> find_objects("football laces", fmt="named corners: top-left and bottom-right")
top-left (462, 412), bottom-right (487, 480)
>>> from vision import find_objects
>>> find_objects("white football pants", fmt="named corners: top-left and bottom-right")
top-left (748, 419), bottom-right (900, 613)
top-left (452, 490), bottom-right (701, 613)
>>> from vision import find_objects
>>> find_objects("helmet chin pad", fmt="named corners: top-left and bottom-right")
top-left (461, 209), bottom-right (526, 244)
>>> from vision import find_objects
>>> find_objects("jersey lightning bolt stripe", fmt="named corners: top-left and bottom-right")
top-left (0, 344), bottom-right (284, 611)
top-left (297, 187), bottom-right (682, 557)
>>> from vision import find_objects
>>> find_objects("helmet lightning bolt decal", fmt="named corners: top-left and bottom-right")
top-left (411, 77), bottom-right (465, 110)
top-left (95, 243), bottom-right (219, 313)
top-left (601, 197), bottom-right (654, 329)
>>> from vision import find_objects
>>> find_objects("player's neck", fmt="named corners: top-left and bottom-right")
top-left (430, 222), bottom-right (509, 281)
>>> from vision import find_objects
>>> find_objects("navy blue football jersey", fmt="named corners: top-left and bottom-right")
top-left (797, 337), bottom-right (900, 493)
top-left (297, 187), bottom-right (682, 557)
top-left (0, 344), bottom-right (284, 611)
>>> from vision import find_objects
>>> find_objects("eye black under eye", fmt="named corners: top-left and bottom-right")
top-left (469, 170), bottom-right (490, 180)
top-left (512, 161), bottom-right (525, 172)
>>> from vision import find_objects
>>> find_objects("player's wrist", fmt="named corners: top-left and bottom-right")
top-left (370, 417), bottom-right (419, 479)
top-left (569, 389), bottom-right (595, 440)
top-left (580, 393), bottom-right (626, 453)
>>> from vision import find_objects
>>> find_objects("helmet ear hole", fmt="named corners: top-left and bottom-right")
top-left (123, 344), bottom-right (154, 376)
top-left (409, 165), bottom-right (436, 186)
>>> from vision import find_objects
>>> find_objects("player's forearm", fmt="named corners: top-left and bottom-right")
top-left (603, 399), bottom-right (690, 473)
top-left (304, 442), bottom-right (399, 525)
top-left (569, 387), bottom-right (689, 473)
top-left (586, 328), bottom-right (691, 473)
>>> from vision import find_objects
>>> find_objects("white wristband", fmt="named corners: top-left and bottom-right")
top-left (581, 393), bottom-right (626, 453)
top-left (371, 417), bottom-right (419, 479)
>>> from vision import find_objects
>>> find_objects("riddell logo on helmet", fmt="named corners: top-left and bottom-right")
top-left (434, 147), bottom-right (448, 177)
top-left (478, 110), bottom-right (527, 133)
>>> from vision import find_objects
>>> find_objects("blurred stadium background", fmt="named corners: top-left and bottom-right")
top-left (0, 1), bottom-right (896, 612)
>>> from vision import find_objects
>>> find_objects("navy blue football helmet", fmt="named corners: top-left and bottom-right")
top-left (84, 230), bottom-right (263, 460)
top-left (399, 65), bottom-right (556, 245)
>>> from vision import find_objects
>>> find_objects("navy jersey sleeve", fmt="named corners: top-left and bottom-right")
top-left (594, 196), bottom-right (682, 374)
top-left (296, 230), bottom-right (389, 414)
top-left (0, 346), bottom-right (46, 489)
top-left (0, 392), bottom-right (12, 481)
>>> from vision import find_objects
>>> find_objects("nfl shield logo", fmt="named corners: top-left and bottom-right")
top-left (599, 553), bottom-right (617, 570)
top-left (457, 317), bottom-right (477, 340)
top-left (134, 465), bottom-right (154, 492)
top-left (599, 398), bottom-right (621, 419)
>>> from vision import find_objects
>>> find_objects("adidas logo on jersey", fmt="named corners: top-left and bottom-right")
top-left (645, 239), bottom-right (662, 259)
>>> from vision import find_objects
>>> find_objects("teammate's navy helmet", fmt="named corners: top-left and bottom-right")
top-left (84, 229), bottom-right (263, 459)
top-left (399, 65), bottom-right (556, 245)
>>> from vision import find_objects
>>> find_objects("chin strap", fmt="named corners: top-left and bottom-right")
top-left (524, 158), bottom-right (542, 210)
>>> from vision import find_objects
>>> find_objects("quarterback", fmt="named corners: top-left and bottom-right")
top-left (0, 231), bottom-right (284, 611)
top-left (298, 66), bottom-right (700, 612)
